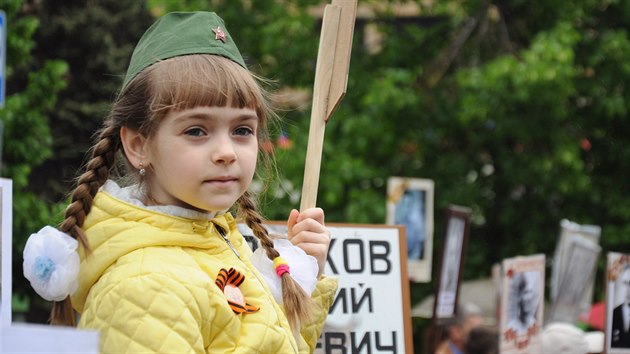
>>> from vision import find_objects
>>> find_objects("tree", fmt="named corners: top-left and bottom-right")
top-left (11, 1), bottom-right (630, 350)
top-left (146, 0), bottom-right (630, 308)
top-left (9, 0), bottom-right (153, 321)
top-left (0, 0), bottom-right (68, 322)
top-left (28, 0), bottom-right (154, 204)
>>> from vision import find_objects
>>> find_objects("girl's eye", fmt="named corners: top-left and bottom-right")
top-left (185, 127), bottom-right (206, 137)
top-left (234, 126), bottom-right (254, 136)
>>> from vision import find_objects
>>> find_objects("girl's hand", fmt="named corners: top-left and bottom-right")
top-left (287, 208), bottom-right (330, 277)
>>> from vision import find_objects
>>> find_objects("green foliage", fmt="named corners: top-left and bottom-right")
top-left (0, 0), bottom-right (69, 320)
top-left (7, 1), bottom-right (630, 345)
top-left (142, 3), bottom-right (630, 298)
top-left (28, 0), bottom-right (154, 200)
top-left (4, 0), bottom-right (154, 321)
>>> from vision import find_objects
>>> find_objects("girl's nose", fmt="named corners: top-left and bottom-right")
top-left (212, 138), bottom-right (237, 165)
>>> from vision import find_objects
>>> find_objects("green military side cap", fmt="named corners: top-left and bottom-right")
top-left (123, 11), bottom-right (246, 89)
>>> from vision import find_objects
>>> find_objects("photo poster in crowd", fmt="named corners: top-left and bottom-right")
top-left (433, 205), bottom-right (472, 323)
top-left (238, 222), bottom-right (414, 353)
top-left (550, 219), bottom-right (601, 318)
top-left (0, 178), bottom-right (100, 353)
top-left (604, 252), bottom-right (630, 354)
top-left (386, 177), bottom-right (434, 283)
top-left (499, 254), bottom-right (545, 354)
top-left (548, 234), bottom-right (600, 324)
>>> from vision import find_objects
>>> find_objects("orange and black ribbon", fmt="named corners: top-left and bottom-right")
top-left (215, 268), bottom-right (259, 314)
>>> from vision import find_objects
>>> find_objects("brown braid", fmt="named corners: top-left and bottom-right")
top-left (51, 123), bottom-right (120, 326)
top-left (237, 192), bottom-right (312, 332)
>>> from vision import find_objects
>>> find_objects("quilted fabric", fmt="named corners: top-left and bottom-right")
top-left (72, 190), bottom-right (338, 353)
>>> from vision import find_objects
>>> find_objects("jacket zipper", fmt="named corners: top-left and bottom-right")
top-left (216, 225), bottom-right (241, 259)
top-left (214, 223), bottom-right (299, 353)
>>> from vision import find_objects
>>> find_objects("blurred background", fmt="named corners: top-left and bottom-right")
top-left (3, 0), bottom-right (629, 352)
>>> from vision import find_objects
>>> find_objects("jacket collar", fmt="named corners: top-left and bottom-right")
top-left (102, 180), bottom-right (230, 220)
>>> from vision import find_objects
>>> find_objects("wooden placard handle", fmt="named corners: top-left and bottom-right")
top-left (300, 1), bottom-right (357, 211)
top-left (300, 4), bottom-right (341, 211)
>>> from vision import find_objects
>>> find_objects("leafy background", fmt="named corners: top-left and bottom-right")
top-left (3, 0), bottom-right (630, 351)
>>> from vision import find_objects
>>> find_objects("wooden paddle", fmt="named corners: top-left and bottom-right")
top-left (300, 0), bottom-right (357, 211)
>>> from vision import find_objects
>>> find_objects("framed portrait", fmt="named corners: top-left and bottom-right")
top-left (499, 254), bottom-right (545, 354)
top-left (550, 219), bottom-right (601, 307)
top-left (386, 177), bottom-right (434, 282)
top-left (605, 252), bottom-right (630, 354)
top-left (548, 235), bottom-right (600, 324)
top-left (433, 205), bottom-right (472, 323)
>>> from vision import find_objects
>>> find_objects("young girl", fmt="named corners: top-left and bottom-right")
top-left (23, 11), bottom-right (337, 353)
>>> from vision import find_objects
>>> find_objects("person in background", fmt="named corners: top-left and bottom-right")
top-left (436, 302), bottom-right (484, 354)
top-left (464, 326), bottom-right (498, 354)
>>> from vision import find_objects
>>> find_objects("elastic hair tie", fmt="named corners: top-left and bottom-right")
top-left (273, 256), bottom-right (290, 277)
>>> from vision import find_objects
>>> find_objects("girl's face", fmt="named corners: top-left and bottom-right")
top-left (145, 105), bottom-right (259, 212)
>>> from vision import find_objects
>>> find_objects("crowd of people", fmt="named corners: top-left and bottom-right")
top-left (435, 303), bottom-right (496, 354)
top-left (434, 302), bottom-right (605, 354)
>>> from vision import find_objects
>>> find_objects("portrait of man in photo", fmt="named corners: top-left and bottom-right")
top-left (507, 271), bottom-right (539, 335)
top-left (611, 265), bottom-right (630, 348)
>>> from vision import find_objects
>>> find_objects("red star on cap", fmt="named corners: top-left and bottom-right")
top-left (212, 26), bottom-right (227, 43)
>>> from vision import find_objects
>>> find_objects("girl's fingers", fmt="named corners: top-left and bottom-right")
top-left (297, 207), bottom-right (325, 225)
top-left (286, 207), bottom-right (330, 276)
top-left (290, 218), bottom-right (327, 238)
top-left (290, 230), bottom-right (330, 246)
top-left (286, 209), bottom-right (300, 238)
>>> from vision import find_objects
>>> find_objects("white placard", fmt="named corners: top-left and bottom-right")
top-left (0, 178), bottom-right (99, 352)
top-left (548, 235), bottom-right (600, 323)
top-left (239, 222), bottom-right (413, 353)
top-left (550, 219), bottom-right (601, 314)
top-left (1, 178), bottom-right (12, 327)
top-left (2, 323), bottom-right (99, 353)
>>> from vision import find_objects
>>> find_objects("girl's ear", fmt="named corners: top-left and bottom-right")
top-left (120, 126), bottom-right (148, 169)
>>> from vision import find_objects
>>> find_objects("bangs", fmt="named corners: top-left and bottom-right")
top-left (147, 55), bottom-right (268, 122)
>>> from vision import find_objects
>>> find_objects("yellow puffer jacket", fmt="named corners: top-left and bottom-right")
top-left (72, 186), bottom-right (338, 353)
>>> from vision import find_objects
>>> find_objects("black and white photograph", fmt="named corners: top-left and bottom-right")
top-left (550, 219), bottom-right (601, 309)
top-left (506, 271), bottom-right (540, 335)
top-left (499, 254), bottom-right (545, 354)
top-left (434, 206), bottom-right (471, 320)
top-left (606, 252), bottom-right (630, 354)
top-left (548, 235), bottom-right (601, 323)
top-left (386, 177), bottom-right (434, 282)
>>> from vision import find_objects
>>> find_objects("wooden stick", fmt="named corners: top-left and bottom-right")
top-left (300, 4), bottom-right (340, 211)
top-left (327, 0), bottom-right (357, 119)
top-left (300, 1), bottom-right (357, 211)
